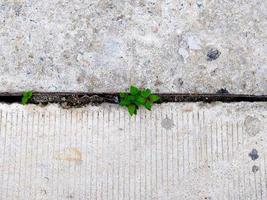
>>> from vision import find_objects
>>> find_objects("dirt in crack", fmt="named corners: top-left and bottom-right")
top-left (0, 93), bottom-right (266, 106)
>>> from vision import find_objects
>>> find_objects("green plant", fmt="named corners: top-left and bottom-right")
top-left (22, 90), bottom-right (33, 105)
top-left (119, 85), bottom-right (160, 116)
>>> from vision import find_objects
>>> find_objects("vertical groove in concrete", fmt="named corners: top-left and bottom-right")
top-left (0, 103), bottom-right (266, 199)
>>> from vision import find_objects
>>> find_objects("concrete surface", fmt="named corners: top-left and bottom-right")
top-left (0, 102), bottom-right (266, 199)
top-left (0, 0), bottom-right (266, 94)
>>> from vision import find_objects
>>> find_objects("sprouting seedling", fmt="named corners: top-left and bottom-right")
top-left (21, 90), bottom-right (33, 105)
top-left (119, 85), bottom-right (160, 116)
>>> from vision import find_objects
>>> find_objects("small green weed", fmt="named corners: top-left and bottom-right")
top-left (22, 90), bottom-right (33, 105)
top-left (119, 85), bottom-right (160, 116)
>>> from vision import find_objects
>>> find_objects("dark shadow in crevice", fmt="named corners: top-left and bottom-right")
top-left (0, 92), bottom-right (266, 107)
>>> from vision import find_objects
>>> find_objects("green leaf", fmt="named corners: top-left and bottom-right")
top-left (128, 104), bottom-right (137, 116)
top-left (119, 99), bottom-right (128, 106)
top-left (119, 93), bottom-right (129, 106)
top-left (22, 90), bottom-right (33, 105)
top-left (135, 96), bottom-right (146, 106)
top-left (122, 96), bottom-right (132, 106)
top-left (141, 89), bottom-right (151, 98)
top-left (119, 86), bottom-right (157, 116)
top-left (119, 92), bottom-right (127, 98)
top-left (149, 94), bottom-right (160, 102)
top-left (129, 95), bottom-right (136, 102)
top-left (130, 85), bottom-right (139, 95)
top-left (144, 101), bottom-right (152, 110)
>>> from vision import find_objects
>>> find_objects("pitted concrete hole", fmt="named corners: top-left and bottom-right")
top-left (244, 116), bottom-right (261, 136)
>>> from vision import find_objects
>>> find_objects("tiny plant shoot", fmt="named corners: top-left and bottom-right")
top-left (22, 90), bottom-right (33, 105)
top-left (119, 85), bottom-right (160, 116)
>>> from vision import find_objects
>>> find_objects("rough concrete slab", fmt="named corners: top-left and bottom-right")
top-left (0, 102), bottom-right (266, 199)
top-left (0, 0), bottom-right (266, 93)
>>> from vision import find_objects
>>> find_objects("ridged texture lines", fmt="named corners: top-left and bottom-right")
top-left (0, 103), bottom-right (266, 200)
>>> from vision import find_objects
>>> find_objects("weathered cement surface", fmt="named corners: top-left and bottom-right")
top-left (0, 0), bottom-right (266, 93)
top-left (0, 102), bottom-right (266, 199)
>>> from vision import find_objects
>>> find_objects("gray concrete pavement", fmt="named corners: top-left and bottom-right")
top-left (0, 1), bottom-right (266, 199)
top-left (0, 102), bottom-right (266, 199)
top-left (0, 0), bottom-right (266, 94)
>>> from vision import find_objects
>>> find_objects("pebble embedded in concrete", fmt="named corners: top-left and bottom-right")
top-left (252, 165), bottom-right (259, 173)
top-left (249, 149), bottom-right (259, 161)
top-left (207, 49), bottom-right (221, 61)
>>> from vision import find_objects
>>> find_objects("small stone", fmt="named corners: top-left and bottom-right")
top-left (196, 0), bottom-right (204, 8)
top-left (252, 165), bottom-right (259, 173)
top-left (207, 49), bottom-right (221, 61)
top-left (14, 5), bottom-right (22, 16)
top-left (249, 149), bottom-right (259, 161)
top-left (174, 78), bottom-right (184, 87)
top-left (40, 189), bottom-right (47, 195)
top-left (39, 57), bottom-right (44, 62)
top-left (114, 96), bottom-right (119, 103)
top-left (216, 88), bottom-right (229, 94)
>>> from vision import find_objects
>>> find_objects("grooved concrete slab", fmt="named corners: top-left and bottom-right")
top-left (0, 102), bottom-right (266, 199)
top-left (0, 0), bottom-right (266, 93)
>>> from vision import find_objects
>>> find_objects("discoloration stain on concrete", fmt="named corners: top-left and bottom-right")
top-left (161, 116), bottom-right (175, 130)
top-left (178, 47), bottom-right (189, 63)
top-left (66, 194), bottom-right (74, 199)
top-left (182, 105), bottom-right (193, 112)
top-left (188, 36), bottom-right (201, 50)
top-left (14, 4), bottom-right (23, 16)
top-left (44, 177), bottom-right (49, 183)
top-left (54, 147), bottom-right (82, 162)
top-left (249, 149), bottom-right (259, 161)
top-left (40, 189), bottom-right (47, 196)
top-left (244, 116), bottom-right (261, 136)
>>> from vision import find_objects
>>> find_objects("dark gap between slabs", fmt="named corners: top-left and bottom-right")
top-left (0, 92), bottom-right (266, 107)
